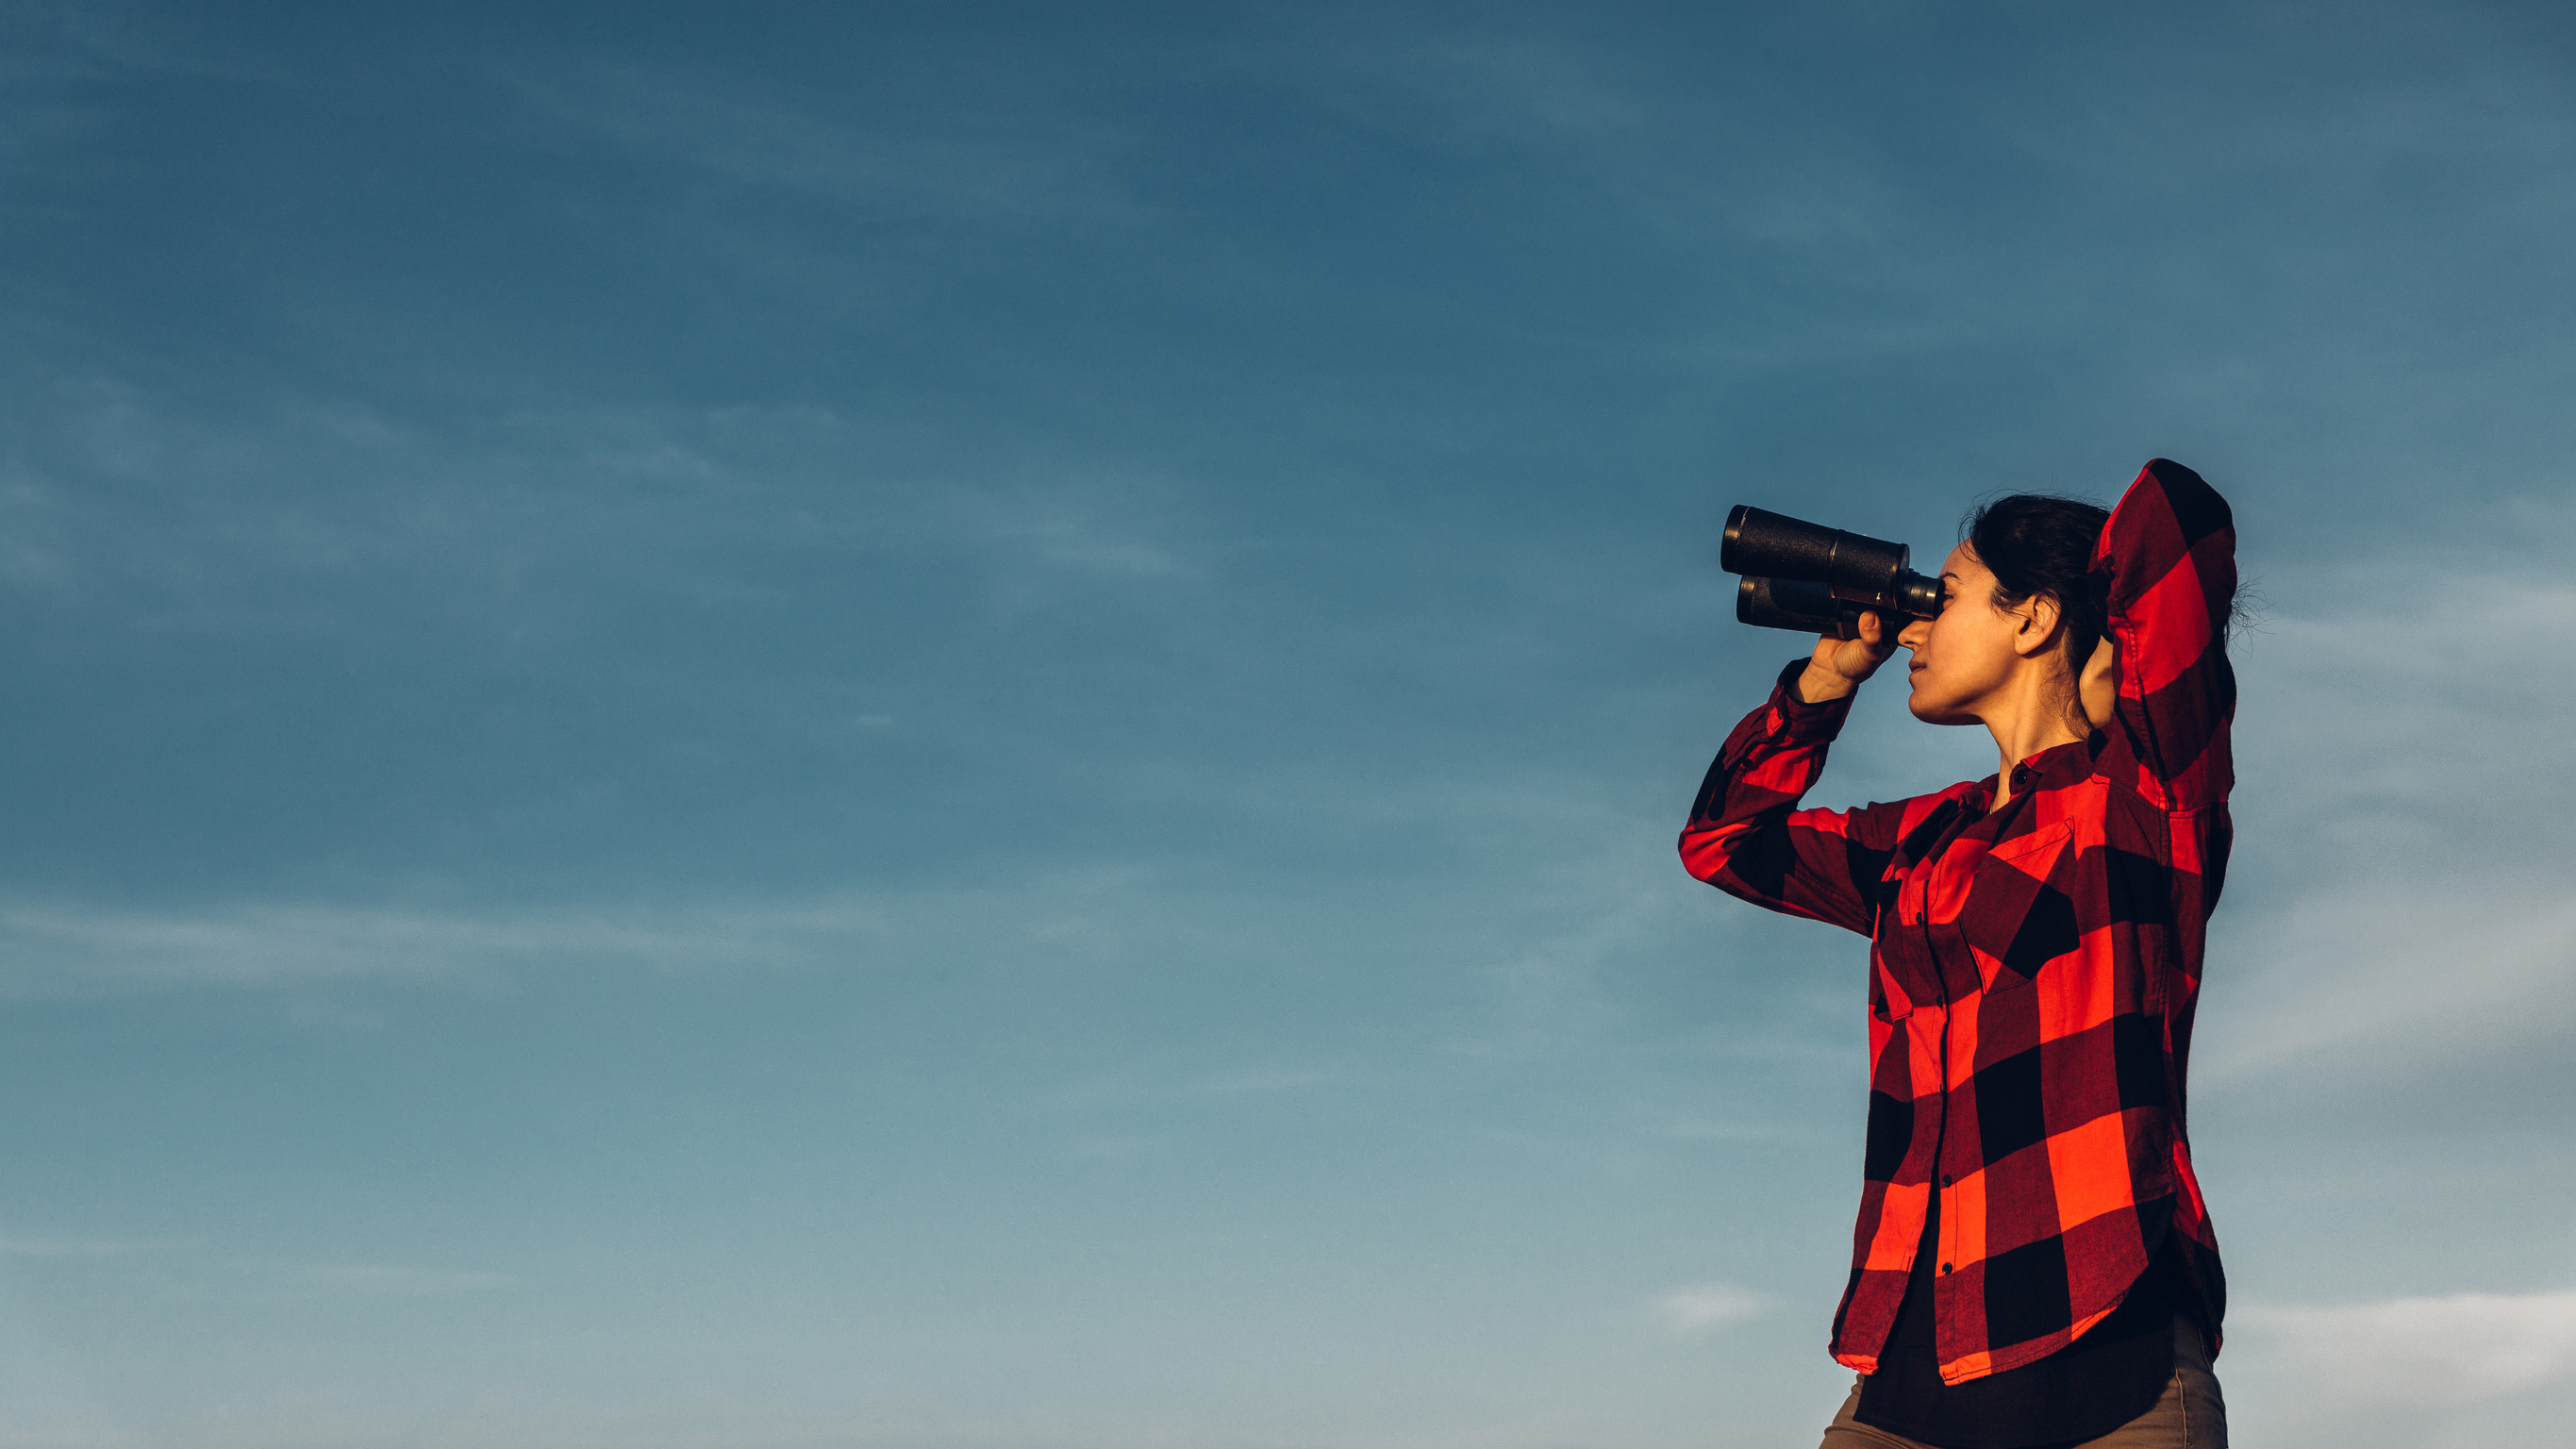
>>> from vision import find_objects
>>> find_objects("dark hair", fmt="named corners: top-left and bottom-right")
top-left (1960, 494), bottom-right (2112, 670)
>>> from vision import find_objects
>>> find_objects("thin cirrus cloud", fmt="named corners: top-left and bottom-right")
top-left (1, 375), bottom-right (1205, 610)
top-left (0, 899), bottom-right (791, 991)
top-left (2202, 553), bottom-right (2576, 1088)
top-left (501, 58), bottom-right (1149, 225)
top-left (0, 872), bottom-right (1197, 993)
top-left (1654, 1281), bottom-right (1772, 1336)
top-left (262, 1263), bottom-right (520, 1300)
top-left (0, 1236), bottom-right (190, 1258)
top-left (2235, 1289), bottom-right (2576, 1406)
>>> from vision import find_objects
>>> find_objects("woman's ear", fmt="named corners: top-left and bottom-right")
top-left (2011, 594), bottom-right (2063, 658)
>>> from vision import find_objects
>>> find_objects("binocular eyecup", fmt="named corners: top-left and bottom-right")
top-left (1721, 504), bottom-right (1942, 639)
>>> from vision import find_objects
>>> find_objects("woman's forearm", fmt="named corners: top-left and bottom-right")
top-left (1795, 662), bottom-right (1860, 704)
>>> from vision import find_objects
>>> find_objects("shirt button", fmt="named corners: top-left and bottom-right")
top-left (1940, 1263), bottom-right (1953, 1274)
top-left (1939, 1174), bottom-right (1953, 1188)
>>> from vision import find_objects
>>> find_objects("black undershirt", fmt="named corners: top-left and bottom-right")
top-left (1853, 1190), bottom-right (2179, 1449)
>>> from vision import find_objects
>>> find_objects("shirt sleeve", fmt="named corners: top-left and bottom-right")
top-left (1679, 658), bottom-right (1904, 939)
top-left (2093, 458), bottom-right (2238, 813)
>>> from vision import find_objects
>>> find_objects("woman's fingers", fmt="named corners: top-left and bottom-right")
top-left (1850, 611), bottom-right (1899, 668)
top-left (1799, 611), bottom-right (1903, 698)
top-left (1809, 612), bottom-right (1887, 685)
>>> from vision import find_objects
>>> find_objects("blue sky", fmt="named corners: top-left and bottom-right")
top-left (5, 3), bottom-right (2576, 1445)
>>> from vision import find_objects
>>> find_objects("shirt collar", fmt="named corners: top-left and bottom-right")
top-left (1973, 735), bottom-right (2100, 819)
top-left (2019, 735), bottom-right (2100, 792)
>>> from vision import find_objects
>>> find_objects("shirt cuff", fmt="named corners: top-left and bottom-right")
top-left (1771, 657), bottom-right (1855, 742)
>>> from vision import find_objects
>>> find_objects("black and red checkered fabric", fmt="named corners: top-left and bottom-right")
top-left (1680, 459), bottom-right (2235, 1385)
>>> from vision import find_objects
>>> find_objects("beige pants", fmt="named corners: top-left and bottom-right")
top-left (1819, 1317), bottom-right (2227, 1449)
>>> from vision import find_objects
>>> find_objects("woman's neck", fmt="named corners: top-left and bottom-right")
top-left (1982, 672), bottom-right (2089, 808)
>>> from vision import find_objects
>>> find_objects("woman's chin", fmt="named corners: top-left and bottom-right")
top-left (1905, 692), bottom-right (1978, 726)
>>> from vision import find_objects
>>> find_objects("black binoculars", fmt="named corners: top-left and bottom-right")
top-left (1721, 506), bottom-right (1944, 640)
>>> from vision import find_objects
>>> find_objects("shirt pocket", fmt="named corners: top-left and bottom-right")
top-left (1982, 816), bottom-right (2077, 873)
top-left (2163, 804), bottom-right (2228, 908)
top-left (1969, 819), bottom-right (2080, 993)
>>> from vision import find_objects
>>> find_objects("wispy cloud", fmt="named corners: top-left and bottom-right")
top-left (2201, 878), bottom-right (2576, 1085)
top-left (1040, 1061), bottom-right (1342, 1115)
top-left (0, 1235), bottom-right (188, 1259)
top-left (0, 862), bottom-right (1299, 995)
top-left (2201, 549), bottom-right (2576, 1086)
top-left (2236, 1289), bottom-right (2576, 1405)
top-left (1654, 1280), bottom-right (1772, 1335)
top-left (1311, 33), bottom-right (1653, 156)
top-left (1657, 1118), bottom-right (1789, 1142)
top-left (264, 1262), bottom-right (519, 1299)
top-left (0, 1232), bottom-right (512, 1302)
top-left (0, 899), bottom-right (793, 991)
top-left (0, 375), bottom-right (1208, 641)
top-left (502, 58), bottom-right (1146, 225)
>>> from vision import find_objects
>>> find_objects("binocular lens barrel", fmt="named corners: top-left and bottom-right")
top-left (1737, 576), bottom-right (1866, 640)
top-left (1720, 504), bottom-right (1942, 634)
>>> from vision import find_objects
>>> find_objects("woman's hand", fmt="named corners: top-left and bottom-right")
top-left (1793, 610), bottom-right (1899, 703)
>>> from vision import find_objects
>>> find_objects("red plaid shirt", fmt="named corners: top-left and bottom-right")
top-left (1680, 459), bottom-right (2235, 1385)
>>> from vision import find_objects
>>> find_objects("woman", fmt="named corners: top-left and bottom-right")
top-left (1680, 460), bottom-right (2236, 1449)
